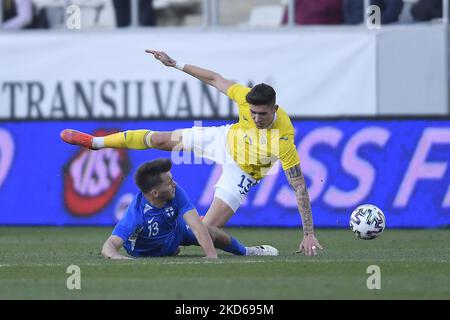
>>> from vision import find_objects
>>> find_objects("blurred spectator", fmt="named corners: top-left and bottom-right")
top-left (343, 0), bottom-right (403, 25)
top-left (113, 0), bottom-right (155, 27)
top-left (282, 0), bottom-right (344, 25)
top-left (1, 0), bottom-right (33, 30)
top-left (411, 0), bottom-right (447, 22)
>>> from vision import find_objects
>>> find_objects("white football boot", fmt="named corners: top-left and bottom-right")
top-left (245, 245), bottom-right (279, 256)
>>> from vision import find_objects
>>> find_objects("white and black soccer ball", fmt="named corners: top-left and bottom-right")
top-left (349, 204), bottom-right (386, 240)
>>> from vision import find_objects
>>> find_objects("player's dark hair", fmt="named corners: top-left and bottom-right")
top-left (246, 83), bottom-right (276, 106)
top-left (134, 158), bottom-right (172, 193)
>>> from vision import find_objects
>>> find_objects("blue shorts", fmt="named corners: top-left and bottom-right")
top-left (126, 217), bottom-right (199, 257)
top-left (178, 218), bottom-right (199, 247)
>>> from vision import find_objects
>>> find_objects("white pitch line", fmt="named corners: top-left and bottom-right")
top-left (0, 258), bottom-right (448, 268)
top-left (0, 260), bottom-right (277, 268)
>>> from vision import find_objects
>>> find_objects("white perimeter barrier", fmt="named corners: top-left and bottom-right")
top-left (0, 25), bottom-right (447, 119)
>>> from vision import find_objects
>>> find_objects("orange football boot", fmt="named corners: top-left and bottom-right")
top-left (60, 129), bottom-right (96, 150)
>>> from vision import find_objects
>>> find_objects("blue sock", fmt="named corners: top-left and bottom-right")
top-left (223, 237), bottom-right (246, 256)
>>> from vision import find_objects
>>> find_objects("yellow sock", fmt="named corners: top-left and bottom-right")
top-left (104, 130), bottom-right (154, 150)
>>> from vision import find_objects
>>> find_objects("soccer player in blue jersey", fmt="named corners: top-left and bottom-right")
top-left (101, 158), bottom-right (279, 259)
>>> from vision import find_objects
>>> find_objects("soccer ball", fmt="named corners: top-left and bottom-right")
top-left (349, 204), bottom-right (385, 240)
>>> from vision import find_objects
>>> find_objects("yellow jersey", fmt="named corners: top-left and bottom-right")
top-left (226, 83), bottom-right (300, 180)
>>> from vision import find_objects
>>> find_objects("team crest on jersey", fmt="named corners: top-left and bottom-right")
top-left (165, 206), bottom-right (175, 217)
top-left (243, 134), bottom-right (253, 145)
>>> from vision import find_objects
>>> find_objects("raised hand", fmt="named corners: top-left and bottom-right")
top-left (145, 49), bottom-right (176, 67)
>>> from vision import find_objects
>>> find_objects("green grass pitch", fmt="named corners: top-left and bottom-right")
top-left (0, 227), bottom-right (449, 299)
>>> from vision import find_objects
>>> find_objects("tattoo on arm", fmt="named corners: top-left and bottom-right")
top-left (287, 165), bottom-right (301, 179)
top-left (286, 165), bottom-right (314, 235)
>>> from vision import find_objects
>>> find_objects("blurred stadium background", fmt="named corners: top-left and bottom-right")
top-left (0, 0), bottom-right (449, 300)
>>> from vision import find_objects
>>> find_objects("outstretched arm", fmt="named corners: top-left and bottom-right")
top-left (284, 164), bottom-right (323, 256)
top-left (101, 235), bottom-right (132, 260)
top-left (145, 50), bottom-right (235, 94)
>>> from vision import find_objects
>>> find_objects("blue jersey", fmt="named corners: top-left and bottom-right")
top-left (112, 184), bottom-right (196, 257)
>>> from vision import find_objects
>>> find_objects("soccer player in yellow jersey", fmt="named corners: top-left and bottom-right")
top-left (60, 50), bottom-right (322, 256)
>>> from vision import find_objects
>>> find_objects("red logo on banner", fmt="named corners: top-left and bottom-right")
top-left (64, 130), bottom-right (130, 217)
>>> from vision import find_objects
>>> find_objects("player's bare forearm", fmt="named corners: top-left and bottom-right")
top-left (183, 64), bottom-right (219, 85)
top-left (184, 210), bottom-right (218, 259)
top-left (101, 236), bottom-right (132, 260)
top-left (193, 226), bottom-right (218, 259)
top-left (184, 65), bottom-right (235, 94)
top-left (285, 165), bottom-right (314, 235)
top-left (145, 49), bottom-right (234, 94)
top-left (285, 165), bottom-right (323, 256)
